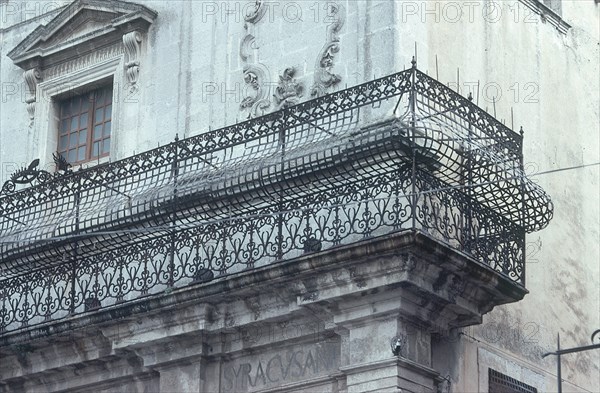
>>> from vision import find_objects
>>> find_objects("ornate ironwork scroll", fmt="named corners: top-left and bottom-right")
top-left (0, 64), bottom-right (554, 334)
top-left (0, 159), bottom-right (51, 195)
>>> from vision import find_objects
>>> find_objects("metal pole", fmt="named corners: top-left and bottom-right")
top-left (410, 57), bottom-right (417, 231)
top-left (542, 329), bottom-right (600, 391)
top-left (557, 333), bottom-right (562, 393)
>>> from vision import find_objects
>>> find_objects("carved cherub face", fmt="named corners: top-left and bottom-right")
top-left (320, 54), bottom-right (334, 68)
top-left (244, 72), bottom-right (259, 88)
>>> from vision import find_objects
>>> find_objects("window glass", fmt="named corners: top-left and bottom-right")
top-left (57, 85), bottom-right (112, 164)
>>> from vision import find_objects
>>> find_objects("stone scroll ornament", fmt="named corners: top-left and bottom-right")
top-left (23, 68), bottom-right (42, 126)
top-left (123, 31), bottom-right (142, 93)
top-left (239, 0), bottom-right (271, 118)
top-left (311, 3), bottom-right (345, 97)
top-left (240, 61), bottom-right (272, 118)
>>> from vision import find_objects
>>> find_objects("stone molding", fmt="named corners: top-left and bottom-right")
top-left (43, 42), bottom-right (125, 80)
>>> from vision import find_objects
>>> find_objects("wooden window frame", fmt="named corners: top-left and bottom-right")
top-left (57, 85), bottom-right (113, 165)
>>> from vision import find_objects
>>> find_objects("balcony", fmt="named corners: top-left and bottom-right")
top-left (0, 64), bottom-right (553, 337)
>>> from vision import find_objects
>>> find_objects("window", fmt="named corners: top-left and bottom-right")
top-left (57, 85), bottom-right (112, 164)
top-left (489, 369), bottom-right (538, 393)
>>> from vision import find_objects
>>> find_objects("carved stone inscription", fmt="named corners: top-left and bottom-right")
top-left (221, 342), bottom-right (339, 392)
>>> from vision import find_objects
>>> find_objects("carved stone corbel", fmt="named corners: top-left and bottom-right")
top-left (23, 68), bottom-right (42, 126)
top-left (122, 31), bottom-right (143, 91)
top-left (311, 4), bottom-right (345, 97)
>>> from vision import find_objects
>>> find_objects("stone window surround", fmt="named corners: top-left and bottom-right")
top-left (477, 346), bottom-right (546, 392)
top-left (35, 56), bottom-right (123, 169)
top-left (7, 0), bottom-right (157, 169)
top-left (520, 0), bottom-right (571, 34)
top-left (489, 368), bottom-right (538, 393)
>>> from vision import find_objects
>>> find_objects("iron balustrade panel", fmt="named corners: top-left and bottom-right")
top-left (0, 68), bottom-right (551, 264)
top-left (0, 108), bottom-right (365, 269)
top-left (0, 65), bottom-right (552, 334)
top-left (0, 168), bottom-right (525, 334)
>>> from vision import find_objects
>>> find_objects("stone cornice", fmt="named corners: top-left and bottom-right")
top-left (0, 231), bottom-right (527, 349)
top-left (0, 231), bottom-right (529, 392)
top-left (339, 356), bottom-right (439, 379)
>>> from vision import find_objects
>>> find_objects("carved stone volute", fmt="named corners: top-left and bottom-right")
top-left (123, 31), bottom-right (143, 91)
top-left (23, 68), bottom-right (42, 126)
top-left (311, 4), bottom-right (345, 97)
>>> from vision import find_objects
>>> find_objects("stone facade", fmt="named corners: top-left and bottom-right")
top-left (0, 233), bottom-right (530, 392)
top-left (1, 0), bottom-right (598, 392)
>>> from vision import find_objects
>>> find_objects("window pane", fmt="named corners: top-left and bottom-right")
top-left (62, 102), bottom-right (71, 117)
top-left (74, 96), bottom-right (83, 113)
top-left (80, 112), bottom-right (88, 129)
top-left (57, 84), bottom-right (113, 164)
top-left (81, 98), bottom-right (90, 112)
top-left (60, 119), bottom-right (69, 134)
top-left (92, 142), bottom-right (100, 157)
top-left (59, 135), bottom-right (68, 150)
top-left (94, 125), bottom-right (103, 140)
top-left (104, 121), bottom-right (111, 137)
top-left (95, 89), bottom-right (104, 105)
top-left (77, 146), bottom-right (86, 161)
top-left (102, 88), bottom-right (112, 104)
top-left (94, 107), bottom-right (104, 124)
top-left (102, 139), bottom-right (110, 154)
top-left (68, 149), bottom-right (76, 163)
top-left (104, 105), bottom-right (112, 119)
top-left (69, 134), bottom-right (78, 148)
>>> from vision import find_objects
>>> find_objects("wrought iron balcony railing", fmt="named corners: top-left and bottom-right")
top-left (0, 64), bottom-right (553, 335)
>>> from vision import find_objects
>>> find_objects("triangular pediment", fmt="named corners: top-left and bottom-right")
top-left (8, 0), bottom-right (156, 69)
top-left (39, 9), bottom-right (124, 49)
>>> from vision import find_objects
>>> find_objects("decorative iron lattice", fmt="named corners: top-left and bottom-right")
top-left (489, 369), bottom-right (538, 393)
top-left (0, 64), bottom-right (553, 334)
